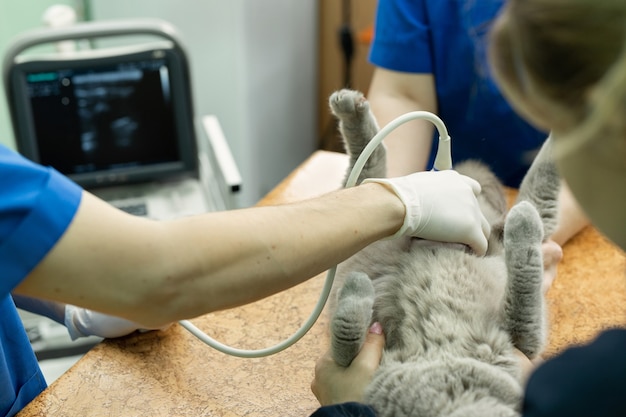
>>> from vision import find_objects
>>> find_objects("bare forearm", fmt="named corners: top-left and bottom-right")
top-left (552, 182), bottom-right (589, 246)
top-left (150, 183), bottom-right (404, 322)
top-left (17, 165), bottom-right (490, 327)
top-left (369, 95), bottom-right (435, 177)
top-left (17, 184), bottom-right (404, 326)
top-left (368, 70), bottom-right (437, 177)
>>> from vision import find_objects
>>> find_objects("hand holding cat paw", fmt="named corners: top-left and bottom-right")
top-left (312, 322), bottom-right (385, 406)
top-left (513, 349), bottom-right (534, 383)
top-left (542, 239), bottom-right (563, 293)
top-left (364, 170), bottom-right (491, 255)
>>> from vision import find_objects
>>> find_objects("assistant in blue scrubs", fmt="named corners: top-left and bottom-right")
top-left (369, 0), bottom-right (548, 186)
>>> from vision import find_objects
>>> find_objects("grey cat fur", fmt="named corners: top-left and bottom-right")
top-left (327, 89), bottom-right (560, 417)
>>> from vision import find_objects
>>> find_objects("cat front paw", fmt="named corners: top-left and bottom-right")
top-left (329, 88), bottom-right (385, 182)
top-left (329, 89), bottom-right (370, 118)
top-left (504, 201), bottom-right (543, 245)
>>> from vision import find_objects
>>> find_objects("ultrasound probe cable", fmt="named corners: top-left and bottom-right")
top-left (178, 111), bottom-right (452, 358)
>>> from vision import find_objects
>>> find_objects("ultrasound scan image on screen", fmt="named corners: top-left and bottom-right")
top-left (26, 58), bottom-right (180, 176)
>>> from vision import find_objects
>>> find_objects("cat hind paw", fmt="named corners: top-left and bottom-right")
top-left (330, 272), bottom-right (375, 366)
top-left (505, 201), bottom-right (544, 245)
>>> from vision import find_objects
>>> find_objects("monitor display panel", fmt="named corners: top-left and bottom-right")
top-left (8, 46), bottom-right (197, 188)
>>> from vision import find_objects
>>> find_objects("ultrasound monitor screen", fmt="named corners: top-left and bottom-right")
top-left (25, 58), bottom-right (180, 177)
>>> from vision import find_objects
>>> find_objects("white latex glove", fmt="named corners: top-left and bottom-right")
top-left (64, 304), bottom-right (164, 341)
top-left (363, 170), bottom-right (491, 255)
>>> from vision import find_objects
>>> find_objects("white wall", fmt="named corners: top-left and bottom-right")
top-left (90, 0), bottom-right (318, 207)
top-left (0, 0), bottom-right (78, 149)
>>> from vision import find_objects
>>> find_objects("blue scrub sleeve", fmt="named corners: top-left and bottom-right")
top-left (0, 144), bottom-right (82, 294)
top-left (369, 0), bottom-right (433, 73)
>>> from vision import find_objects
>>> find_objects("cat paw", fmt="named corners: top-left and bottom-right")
top-left (504, 201), bottom-right (544, 245)
top-left (329, 89), bottom-right (370, 118)
top-left (329, 88), bottom-right (385, 181)
top-left (331, 272), bottom-right (375, 366)
top-left (339, 271), bottom-right (375, 300)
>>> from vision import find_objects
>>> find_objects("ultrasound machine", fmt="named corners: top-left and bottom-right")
top-left (3, 18), bottom-right (242, 370)
top-left (3, 18), bottom-right (241, 219)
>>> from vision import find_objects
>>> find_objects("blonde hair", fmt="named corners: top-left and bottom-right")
top-left (489, 0), bottom-right (626, 158)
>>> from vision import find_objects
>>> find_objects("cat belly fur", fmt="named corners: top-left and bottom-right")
top-left (335, 240), bottom-right (523, 417)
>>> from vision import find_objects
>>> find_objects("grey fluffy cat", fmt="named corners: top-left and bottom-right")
top-left (327, 89), bottom-right (560, 417)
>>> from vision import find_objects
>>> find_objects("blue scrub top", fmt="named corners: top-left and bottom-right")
top-left (369, 0), bottom-right (548, 187)
top-left (0, 144), bottom-right (82, 416)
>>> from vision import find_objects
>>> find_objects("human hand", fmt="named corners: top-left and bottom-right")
top-left (311, 322), bottom-right (385, 406)
top-left (542, 239), bottom-right (563, 293)
top-left (64, 305), bottom-right (166, 340)
top-left (363, 170), bottom-right (491, 255)
top-left (513, 348), bottom-right (544, 383)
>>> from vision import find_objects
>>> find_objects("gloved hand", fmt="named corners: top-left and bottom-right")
top-left (64, 304), bottom-right (166, 340)
top-left (363, 170), bottom-right (491, 255)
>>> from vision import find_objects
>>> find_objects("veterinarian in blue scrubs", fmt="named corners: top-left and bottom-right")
top-left (310, 0), bottom-right (626, 415)
top-left (367, 0), bottom-right (588, 251)
top-left (0, 142), bottom-right (490, 416)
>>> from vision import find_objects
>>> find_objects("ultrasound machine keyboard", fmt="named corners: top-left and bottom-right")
top-left (116, 202), bottom-right (148, 217)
